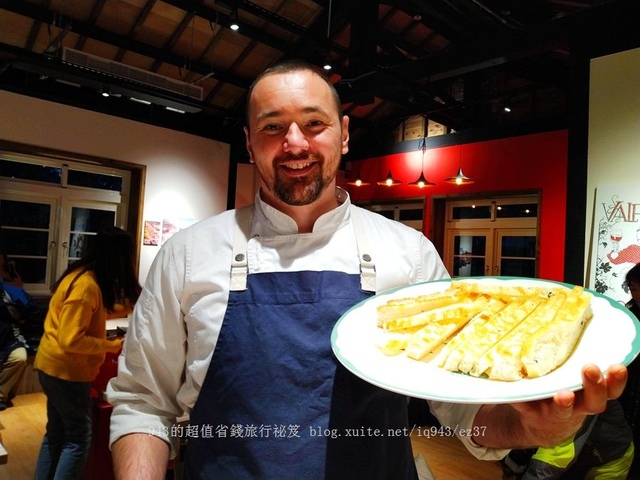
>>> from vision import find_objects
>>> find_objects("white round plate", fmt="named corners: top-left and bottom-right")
top-left (331, 277), bottom-right (640, 404)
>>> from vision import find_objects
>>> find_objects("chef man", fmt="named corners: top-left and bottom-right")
top-left (107, 59), bottom-right (627, 480)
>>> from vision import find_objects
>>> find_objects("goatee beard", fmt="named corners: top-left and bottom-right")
top-left (274, 173), bottom-right (324, 206)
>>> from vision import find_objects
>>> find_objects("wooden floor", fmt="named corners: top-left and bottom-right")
top-left (412, 429), bottom-right (504, 480)
top-left (0, 393), bottom-right (504, 480)
top-left (0, 393), bottom-right (47, 480)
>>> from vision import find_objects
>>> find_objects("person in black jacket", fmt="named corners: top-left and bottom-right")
top-left (620, 263), bottom-right (640, 476)
top-left (500, 400), bottom-right (633, 478)
top-left (0, 280), bottom-right (28, 410)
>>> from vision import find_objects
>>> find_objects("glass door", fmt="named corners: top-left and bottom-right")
top-left (494, 229), bottom-right (538, 277)
top-left (443, 195), bottom-right (539, 279)
top-left (444, 229), bottom-right (493, 277)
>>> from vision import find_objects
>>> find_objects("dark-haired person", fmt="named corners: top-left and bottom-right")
top-left (35, 227), bottom-right (141, 480)
top-left (625, 263), bottom-right (640, 320)
top-left (620, 262), bottom-right (640, 477)
top-left (108, 60), bottom-right (627, 480)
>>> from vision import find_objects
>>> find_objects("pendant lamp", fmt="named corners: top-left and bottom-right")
top-left (346, 171), bottom-right (369, 187)
top-left (376, 171), bottom-right (402, 187)
top-left (323, 0), bottom-right (333, 71)
top-left (408, 134), bottom-right (435, 188)
top-left (445, 144), bottom-right (474, 185)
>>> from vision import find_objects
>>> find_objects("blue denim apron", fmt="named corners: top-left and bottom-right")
top-left (184, 208), bottom-right (417, 480)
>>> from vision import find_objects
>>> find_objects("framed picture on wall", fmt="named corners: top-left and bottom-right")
top-left (587, 185), bottom-right (640, 305)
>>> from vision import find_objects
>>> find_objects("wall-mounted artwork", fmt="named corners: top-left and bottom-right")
top-left (143, 220), bottom-right (161, 246)
top-left (588, 185), bottom-right (640, 305)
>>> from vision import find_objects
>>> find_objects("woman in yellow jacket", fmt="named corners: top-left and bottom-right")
top-left (35, 227), bottom-right (141, 480)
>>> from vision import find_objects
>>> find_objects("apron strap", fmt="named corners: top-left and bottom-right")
top-left (229, 205), bottom-right (377, 293)
top-left (230, 206), bottom-right (253, 291)
top-left (351, 208), bottom-right (377, 293)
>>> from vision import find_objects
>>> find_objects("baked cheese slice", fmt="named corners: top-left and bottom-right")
top-left (469, 289), bottom-right (569, 380)
top-left (521, 286), bottom-right (593, 378)
top-left (449, 280), bottom-right (554, 301)
top-left (447, 295), bottom-right (542, 375)
top-left (375, 281), bottom-right (594, 382)
top-left (436, 298), bottom-right (509, 370)
top-left (381, 297), bottom-right (477, 332)
top-left (376, 290), bottom-right (465, 327)
top-left (404, 296), bottom-right (493, 360)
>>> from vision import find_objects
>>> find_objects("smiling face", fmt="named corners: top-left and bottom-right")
top-left (244, 68), bottom-right (349, 213)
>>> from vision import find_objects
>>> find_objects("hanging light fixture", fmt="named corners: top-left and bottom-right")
top-left (445, 144), bottom-right (474, 185)
top-left (323, 0), bottom-right (333, 70)
top-left (323, 54), bottom-right (332, 71)
top-left (408, 129), bottom-right (435, 188)
top-left (503, 96), bottom-right (511, 113)
top-left (229, 8), bottom-right (240, 31)
top-left (376, 171), bottom-right (402, 187)
top-left (503, 70), bottom-right (511, 112)
top-left (346, 171), bottom-right (369, 187)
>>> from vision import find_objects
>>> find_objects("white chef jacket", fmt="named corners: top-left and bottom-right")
top-left (107, 187), bottom-right (507, 461)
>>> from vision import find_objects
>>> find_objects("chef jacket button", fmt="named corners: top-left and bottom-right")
top-left (362, 254), bottom-right (372, 262)
top-left (235, 253), bottom-right (245, 262)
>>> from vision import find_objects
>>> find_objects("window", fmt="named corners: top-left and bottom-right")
top-left (363, 200), bottom-right (425, 231)
top-left (0, 152), bottom-right (131, 295)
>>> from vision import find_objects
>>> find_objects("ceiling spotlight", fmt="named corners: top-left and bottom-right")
top-left (323, 55), bottom-right (332, 71)
top-left (100, 89), bottom-right (110, 97)
top-left (229, 9), bottom-right (239, 31)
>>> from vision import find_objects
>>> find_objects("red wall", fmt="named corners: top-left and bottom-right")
top-left (342, 130), bottom-right (568, 281)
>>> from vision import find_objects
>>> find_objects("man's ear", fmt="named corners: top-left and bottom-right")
top-left (244, 126), bottom-right (254, 163)
top-left (341, 115), bottom-right (350, 155)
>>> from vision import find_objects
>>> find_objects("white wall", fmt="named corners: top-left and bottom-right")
top-left (586, 47), bottom-right (640, 286)
top-left (0, 91), bottom-right (230, 283)
top-left (235, 163), bottom-right (259, 208)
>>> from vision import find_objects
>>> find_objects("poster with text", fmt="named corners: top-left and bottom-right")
top-left (588, 185), bottom-right (640, 305)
